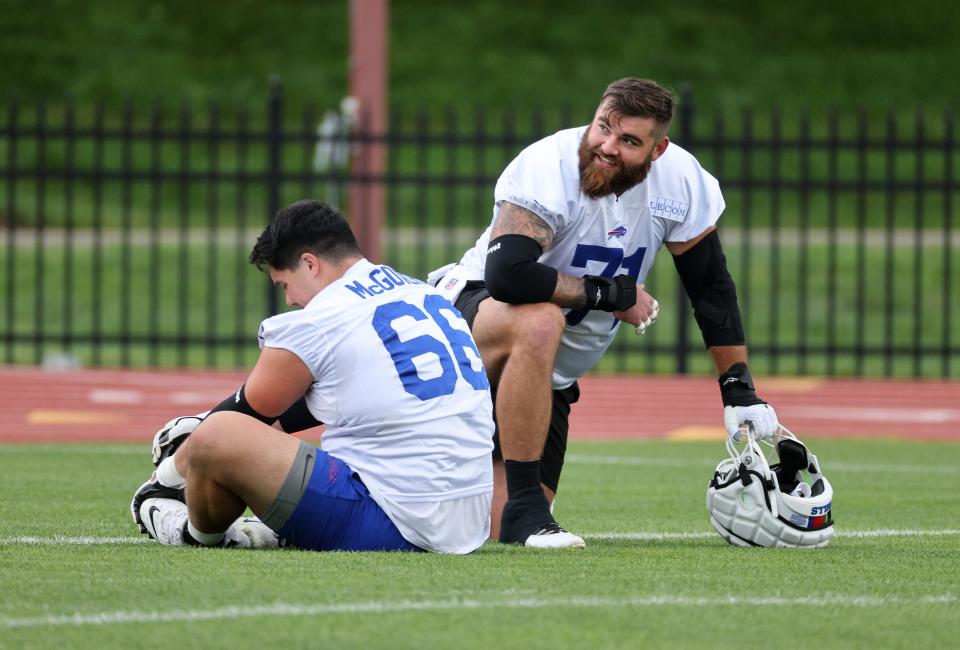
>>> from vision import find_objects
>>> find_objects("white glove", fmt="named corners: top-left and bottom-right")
top-left (635, 298), bottom-right (660, 335)
top-left (724, 404), bottom-right (779, 443)
top-left (151, 411), bottom-right (209, 466)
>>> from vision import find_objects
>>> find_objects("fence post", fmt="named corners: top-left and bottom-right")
top-left (675, 84), bottom-right (694, 374)
top-left (943, 109), bottom-right (954, 378)
top-left (349, 0), bottom-right (388, 262)
top-left (266, 77), bottom-right (282, 316)
top-left (3, 99), bottom-right (17, 364)
top-left (33, 102), bottom-right (47, 365)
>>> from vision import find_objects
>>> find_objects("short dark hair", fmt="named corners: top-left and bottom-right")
top-left (601, 78), bottom-right (676, 136)
top-left (249, 200), bottom-right (361, 271)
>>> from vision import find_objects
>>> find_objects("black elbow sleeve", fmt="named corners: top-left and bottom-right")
top-left (277, 396), bottom-right (322, 432)
top-left (208, 384), bottom-right (278, 425)
top-left (672, 230), bottom-right (746, 348)
top-left (484, 234), bottom-right (558, 304)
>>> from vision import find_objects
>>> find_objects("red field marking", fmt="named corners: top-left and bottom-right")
top-left (0, 366), bottom-right (957, 443)
top-left (0, 367), bottom-right (246, 443)
top-left (571, 375), bottom-right (960, 441)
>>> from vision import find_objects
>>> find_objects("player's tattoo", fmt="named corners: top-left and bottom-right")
top-left (491, 202), bottom-right (555, 251)
top-left (553, 274), bottom-right (590, 308)
top-left (490, 202), bottom-right (589, 308)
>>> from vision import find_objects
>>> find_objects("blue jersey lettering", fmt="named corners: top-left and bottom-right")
top-left (345, 267), bottom-right (423, 300)
top-left (344, 281), bottom-right (375, 299)
top-left (369, 268), bottom-right (395, 291)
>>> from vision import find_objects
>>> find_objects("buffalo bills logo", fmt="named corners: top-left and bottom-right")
top-left (607, 225), bottom-right (627, 240)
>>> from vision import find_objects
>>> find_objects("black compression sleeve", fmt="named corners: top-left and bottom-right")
top-left (672, 230), bottom-right (746, 348)
top-left (277, 396), bottom-right (322, 432)
top-left (208, 384), bottom-right (277, 425)
top-left (484, 234), bottom-right (558, 304)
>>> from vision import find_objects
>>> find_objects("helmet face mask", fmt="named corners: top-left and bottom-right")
top-left (706, 426), bottom-right (834, 548)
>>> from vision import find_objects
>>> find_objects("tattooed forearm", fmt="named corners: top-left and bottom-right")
top-left (490, 202), bottom-right (588, 308)
top-left (552, 273), bottom-right (589, 308)
top-left (490, 202), bottom-right (555, 251)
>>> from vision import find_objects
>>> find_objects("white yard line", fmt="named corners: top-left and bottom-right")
top-left (585, 529), bottom-right (960, 541)
top-left (566, 453), bottom-right (960, 475)
top-left (567, 454), bottom-right (712, 467)
top-left (2, 593), bottom-right (955, 629)
top-left (2, 530), bottom-right (955, 629)
top-left (3, 528), bottom-right (958, 547)
top-left (0, 536), bottom-right (150, 545)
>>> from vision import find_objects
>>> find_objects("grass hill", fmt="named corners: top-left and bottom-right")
top-left (1, 0), bottom-right (958, 114)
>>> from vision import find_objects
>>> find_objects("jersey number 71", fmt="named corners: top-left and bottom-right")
top-left (566, 245), bottom-right (646, 326)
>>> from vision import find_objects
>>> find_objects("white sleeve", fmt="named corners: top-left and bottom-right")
top-left (493, 141), bottom-right (572, 234)
top-left (650, 147), bottom-right (726, 243)
top-left (257, 314), bottom-right (327, 380)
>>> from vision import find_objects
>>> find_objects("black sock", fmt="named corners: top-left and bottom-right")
top-left (500, 459), bottom-right (554, 543)
top-left (504, 459), bottom-right (544, 500)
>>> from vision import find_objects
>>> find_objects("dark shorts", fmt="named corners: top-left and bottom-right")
top-left (263, 441), bottom-right (423, 552)
top-left (454, 282), bottom-right (580, 493)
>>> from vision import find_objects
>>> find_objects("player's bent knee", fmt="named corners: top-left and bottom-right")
top-left (184, 412), bottom-right (242, 469)
top-left (474, 300), bottom-right (564, 363)
top-left (511, 303), bottom-right (565, 349)
top-left (182, 422), bottom-right (218, 471)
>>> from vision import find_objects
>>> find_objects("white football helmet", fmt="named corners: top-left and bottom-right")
top-left (706, 425), bottom-right (834, 548)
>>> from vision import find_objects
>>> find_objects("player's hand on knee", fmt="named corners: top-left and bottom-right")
top-left (723, 403), bottom-right (779, 442)
top-left (613, 284), bottom-right (659, 336)
top-left (151, 411), bottom-right (209, 466)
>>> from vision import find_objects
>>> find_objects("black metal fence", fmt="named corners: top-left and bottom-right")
top-left (1, 84), bottom-right (957, 377)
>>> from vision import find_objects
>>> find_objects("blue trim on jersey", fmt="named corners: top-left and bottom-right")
top-left (277, 450), bottom-right (424, 552)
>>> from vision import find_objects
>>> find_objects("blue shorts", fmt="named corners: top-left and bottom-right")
top-left (276, 448), bottom-right (423, 552)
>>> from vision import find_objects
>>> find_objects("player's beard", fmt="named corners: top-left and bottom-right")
top-left (578, 129), bottom-right (653, 199)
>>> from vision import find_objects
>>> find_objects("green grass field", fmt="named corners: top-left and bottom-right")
top-left (1, 437), bottom-right (958, 648)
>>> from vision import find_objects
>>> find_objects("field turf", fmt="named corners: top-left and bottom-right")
top-left (1, 438), bottom-right (958, 648)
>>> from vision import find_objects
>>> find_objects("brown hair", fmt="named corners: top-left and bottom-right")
top-left (601, 78), bottom-right (676, 137)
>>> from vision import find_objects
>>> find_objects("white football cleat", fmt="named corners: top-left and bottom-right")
top-left (233, 517), bottom-right (282, 549)
top-left (131, 474), bottom-right (185, 534)
top-left (523, 522), bottom-right (586, 549)
top-left (139, 497), bottom-right (189, 545)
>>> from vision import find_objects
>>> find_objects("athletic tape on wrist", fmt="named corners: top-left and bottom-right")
top-left (718, 362), bottom-right (765, 407)
top-left (583, 274), bottom-right (636, 312)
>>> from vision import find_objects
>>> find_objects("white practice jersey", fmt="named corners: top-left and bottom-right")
top-left (448, 126), bottom-right (724, 389)
top-left (258, 259), bottom-right (494, 553)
